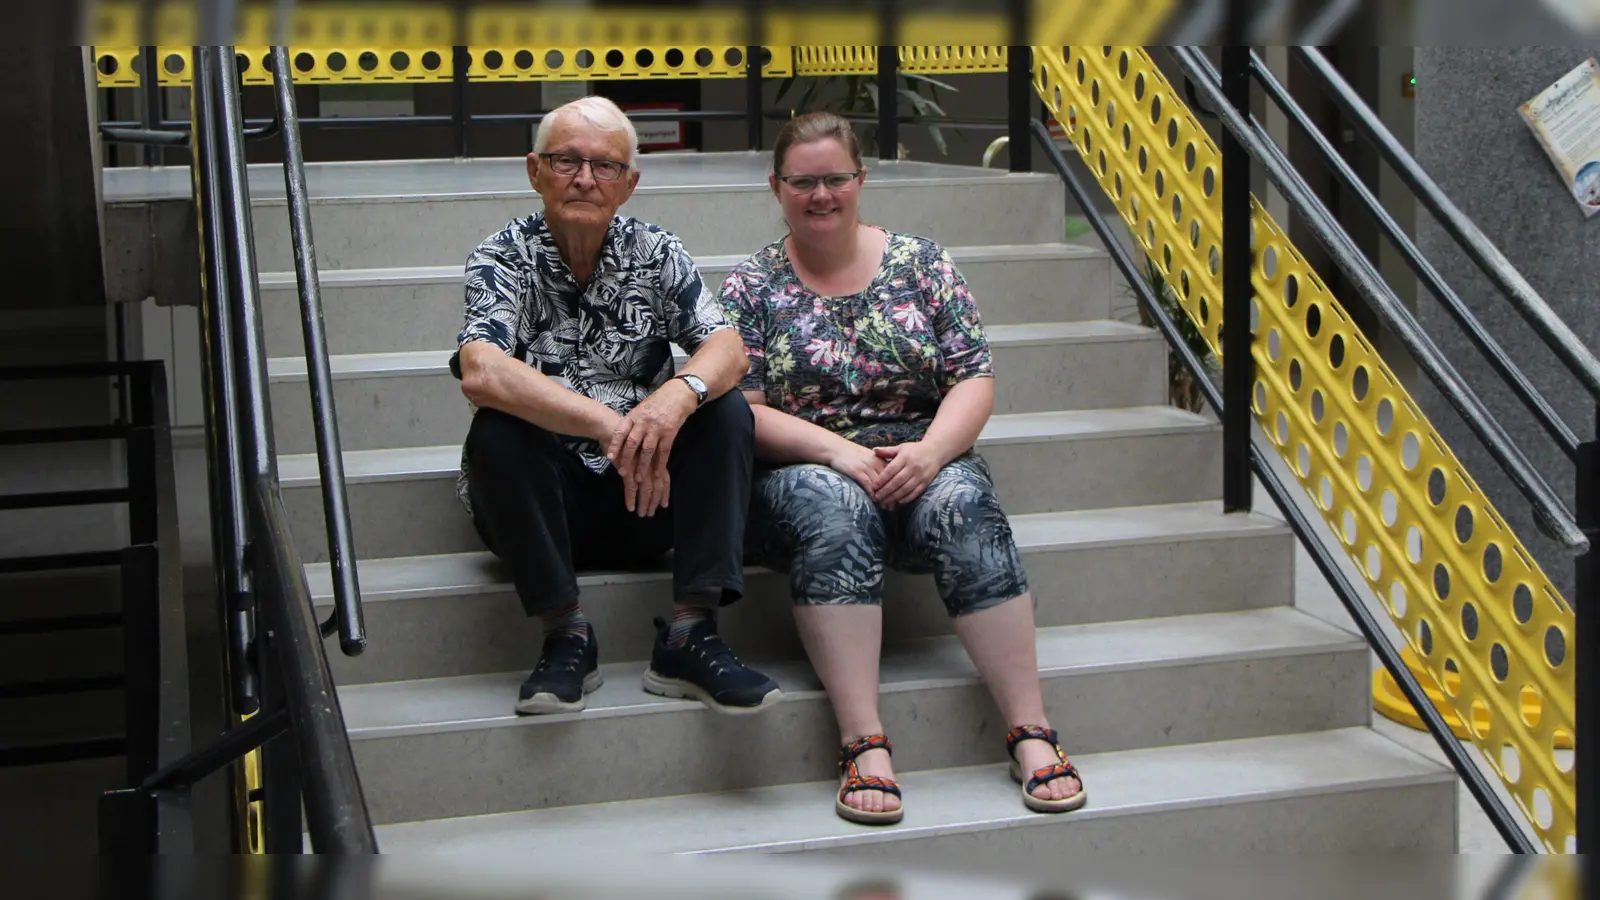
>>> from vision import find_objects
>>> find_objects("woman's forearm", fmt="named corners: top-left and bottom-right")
top-left (745, 392), bottom-right (854, 465)
top-left (922, 376), bottom-right (995, 466)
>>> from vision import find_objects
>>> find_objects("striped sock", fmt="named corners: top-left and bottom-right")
top-left (666, 603), bottom-right (714, 648)
top-left (541, 601), bottom-right (589, 641)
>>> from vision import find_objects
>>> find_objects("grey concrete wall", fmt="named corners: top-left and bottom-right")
top-left (1412, 46), bottom-right (1600, 597)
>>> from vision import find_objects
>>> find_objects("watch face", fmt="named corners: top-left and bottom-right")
top-left (684, 375), bottom-right (706, 394)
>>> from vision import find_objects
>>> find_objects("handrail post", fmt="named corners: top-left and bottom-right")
top-left (1577, 410), bottom-right (1598, 857)
top-left (745, 0), bottom-right (763, 152)
top-left (451, 45), bottom-right (470, 158)
top-left (1221, 8), bottom-right (1254, 513)
top-left (139, 45), bottom-right (162, 166)
top-left (1006, 0), bottom-right (1032, 173)
top-left (876, 0), bottom-right (898, 162)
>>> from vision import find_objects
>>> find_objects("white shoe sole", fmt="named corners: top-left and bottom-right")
top-left (515, 669), bottom-right (604, 715)
top-left (640, 669), bottom-right (781, 715)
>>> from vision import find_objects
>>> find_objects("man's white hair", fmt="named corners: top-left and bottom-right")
top-left (534, 96), bottom-right (639, 164)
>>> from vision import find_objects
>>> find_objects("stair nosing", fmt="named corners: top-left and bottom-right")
top-left (339, 608), bottom-right (1367, 741)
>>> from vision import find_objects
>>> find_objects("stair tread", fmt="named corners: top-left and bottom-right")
top-left (266, 321), bottom-right (1157, 380)
top-left (306, 501), bottom-right (1285, 604)
top-left (371, 727), bottom-right (1450, 855)
top-left (279, 406), bottom-right (1215, 486)
top-left (258, 242), bottom-right (1107, 286)
top-left (338, 608), bottom-right (1363, 739)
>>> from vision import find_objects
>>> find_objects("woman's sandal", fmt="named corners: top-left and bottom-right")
top-left (835, 734), bottom-right (904, 825)
top-left (1006, 725), bottom-right (1088, 813)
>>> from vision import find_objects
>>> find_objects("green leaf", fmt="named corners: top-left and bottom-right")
top-left (927, 124), bottom-right (948, 155)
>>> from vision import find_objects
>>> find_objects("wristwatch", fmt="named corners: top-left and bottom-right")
top-left (674, 373), bottom-right (708, 407)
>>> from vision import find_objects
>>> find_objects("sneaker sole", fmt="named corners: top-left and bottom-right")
top-left (640, 670), bottom-right (782, 715)
top-left (514, 670), bottom-right (605, 716)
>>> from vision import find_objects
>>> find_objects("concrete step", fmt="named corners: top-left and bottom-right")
top-left (310, 501), bottom-right (1292, 684)
top-left (373, 729), bottom-right (1453, 858)
top-left (168, 155), bottom-right (1069, 270)
top-left (279, 406), bottom-right (1222, 563)
top-left (340, 608), bottom-right (1372, 826)
top-left (259, 243), bottom-right (1115, 357)
top-left (266, 321), bottom-right (1168, 454)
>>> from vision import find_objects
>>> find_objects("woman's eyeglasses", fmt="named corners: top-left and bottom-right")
top-left (540, 153), bottom-right (630, 181)
top-left (776, 171), bottom-right (862, 192)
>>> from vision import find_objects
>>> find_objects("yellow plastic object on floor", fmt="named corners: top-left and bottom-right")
top-left (1373, 646), bottom-right (1575, 749)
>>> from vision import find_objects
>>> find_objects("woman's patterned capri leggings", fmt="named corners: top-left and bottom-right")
top-left (747, 454), bottom-right (1030, 617)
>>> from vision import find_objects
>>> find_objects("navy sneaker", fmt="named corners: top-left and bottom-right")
top-left (515, 624), bottom-right (602, 715)
top-left (642, 616), bottom-right (781, 714)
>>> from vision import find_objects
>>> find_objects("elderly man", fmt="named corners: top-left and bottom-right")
top-left (453, 96), bottom-right (780, 716)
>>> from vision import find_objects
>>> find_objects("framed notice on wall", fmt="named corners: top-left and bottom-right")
top-left (623, 102), bottom-right (686, 151)
top-left (1518, 57), bottom-right (1600, 220)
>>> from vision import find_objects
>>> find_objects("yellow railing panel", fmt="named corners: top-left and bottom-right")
top-left (1031, 45), bottom-right (1576, 852)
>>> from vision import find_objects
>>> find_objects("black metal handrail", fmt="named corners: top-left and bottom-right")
top-left (1249, 50), bottom-right (1580, 460)
top-left (1171, 46), bottom-right (1587, 555)
top-left (1028, 115), bottom-right (1540, 854)
top-left (268, 45), bottom-right (366, 657)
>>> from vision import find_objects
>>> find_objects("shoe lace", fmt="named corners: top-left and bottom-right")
top-left (535, 632), bottom-right (586, 674)
top-left (687, 631), bottom-right (740, 676)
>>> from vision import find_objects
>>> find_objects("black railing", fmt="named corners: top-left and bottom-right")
top-left (0, 362), bottom-right (177, 779)
top-left (98, 43), bottom-right (376, 854)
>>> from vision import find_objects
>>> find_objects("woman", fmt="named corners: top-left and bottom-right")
top-left (720, 112), bottom-right (1086, 825)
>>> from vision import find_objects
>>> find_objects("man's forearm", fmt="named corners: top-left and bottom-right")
top-left (459, 343), bottom-right (616, 440)
top-left (675, 329), bottom-right (750, 400)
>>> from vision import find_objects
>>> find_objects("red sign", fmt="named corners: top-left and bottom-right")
top-left (622, 101), bottom-right (686, 151)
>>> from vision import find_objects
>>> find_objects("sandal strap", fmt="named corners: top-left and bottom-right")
top-left (1005, 724), bottom-right (1063, 760)
top-left (1024, 760), bottom-right (1083, 797)
top-left (839, 773), bottom-right (903, 801)
top-left (839, 734), bottom-right (893, 772)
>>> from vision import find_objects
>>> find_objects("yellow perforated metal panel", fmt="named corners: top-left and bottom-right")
top-left (793, 46), bottom-right (1009, 77)
top-left (1032, 45), bottom-right (1576, 852)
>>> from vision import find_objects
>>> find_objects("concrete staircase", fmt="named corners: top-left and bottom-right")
top-left (240, 152), bottom-right (1454, 859)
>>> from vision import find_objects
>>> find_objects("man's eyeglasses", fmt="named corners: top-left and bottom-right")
top-left (540, 153), bottom-right (630, 181)
top-left (776, 171), bottom-right (862, 192)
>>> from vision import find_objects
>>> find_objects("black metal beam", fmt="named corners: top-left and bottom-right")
top-left (0, 425), bottom-right (131, 446)
top-left (1220, 12), bottom-right (1254, 514)
top-left (0, 488), bottom-right (132, 511)
top-left (141, 708), bottom-right (289, 793)
top-left (1576, 417), bottom-right (1598, 856)
top-left (0, 550), bottom-right (123, 575)
top-left (1006, 0), bottom-right (1032, 173)
top-left (0, 613), bottom-right (122, 636)
top-left (3, 738), bottom-right (126, 768)
top-left (0, 675), bottom-right (124, 699)
top-left (876, 0), bottom-right (898, 162)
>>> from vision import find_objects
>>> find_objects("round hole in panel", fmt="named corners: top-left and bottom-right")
top-left (1427, 467), bottom-right (1447, 505)
top-left (1199, 295), bottom-right (1210, 324)
top-left (510, 50), bottom-right (532, 70)
top-left (1105, 99), bottom-right (1116, 128)
top-left (1052, 85), bottom-right (1064, 111)
top-left (481, 50), bottom-right (503, 71)
top-left (1311, 389), bottom-right (1326, 423)
top-left (1545, 625), bottom-right (1566, 669)
top-left (1402, 432), bottom-right (1421, 470)
top-left (665, 48), bottom-right (685, 68)
top-left (1077, 57), bottom-right (1087, 84)
top-left (1442, 658), bottom-right (1461, 697)
top-left (692, 48), bottom-right (712, 68)
top-left (1418, 618), bottom-right (1434, 655)
top-left (1365, 543), bottom-right (1383, 578)
top-left (1269, 328), bottom-right (1283, 363)
top-left (1407, 525), bottom-right (1423, 563)
top-left (294, 52), bottom-right (314, 73)
top-left (327, 51), bottom-right (347, 72)
top-left (1513, 583), bottom-right (1533, 624)
top-left (1119, 50), bottom-right (1130, 78)
top-left (165, 53), bottom-right (186, 75)
top-left (1162, 243), bottom-right (1173, 270)
top-left (98, 54), bottom-right (119, 76)
top-left (1532, 788), bottom-right (1554, 831)
top-left (1468, 696), bottom-right (1491, 739)
top-left (1130, 195), bottom-right (1141, 221)
top-left (234, 53), bottom-right (250, 74)
top-left (1284, 273), bottom-right (1300, 308)
top-left (1482, 542), bottom-right (1503, 583)
top-left (1306, 303), bottom-right (1323, 338)
top-left (1114, 173), bottom-right (1124, 199)
top-left (1376, 398), bottom-right (1394, 435)
top-left (1342, 509), bottom-right (1358, 545)
top-left (1171, 193), bottom-right (1183, 224)
top-left (1150, 92), bottom-right (1161, 123)
top-left (422, 51), bottom-right (442, 71)
top-left (1456, 505), bottom-right (1474, 543)
top-left (1522, 685), bottom-right (1543, 727)
top-left (1353, 365), bottom-right (1370, 401)
top-left (390, 51), bottom-right (411, 72)
top-left (1555, 731), bottom-right (1574, 772)
top-left (1460, 600), bottom-right (1479, 639)
top-left (725, 48), bottom-right (744, 67)
top-left (1295, 442), bottom-right (1311, 476)
top-left (1263, 246), bottom-right (1279, 279)
top-left (1254, 380), bottom-right (1268, 413)
top-left (1389, 581), bottom-right (1408, 617)
top-left (1146, 221), bottom-right (1156, 249)
top-left (1203, 167), bottom-right (1216, 196)
top-left (1381, 490), bottom-right (1399, 527)
top-left (636, 49), bottom-right (656, 68)
top-left (1493, 743), bottom-right (1519, 784)
top-left (1355, 455), bottom-right (1374, 493)
top-left (1185, 142), bottom-right (1197, 171)
top-left (1490, 643), bottom-right (1509, 682)
top-left (1179, 269), bottom-right (1191, 298)
top-left (1123, 123), bottom-right (1132, 150)
top-left (1334, 421), bottom-right (1350, 457)
top-left (1098, 150), bottom-right (1108, 176)
top-left (1139, 146), bottom-right (1149, 174)
top-left (605, 49), bottom-right (626, 69)
top-left (1319, 474), bottom-right (1334, 510)
top-left (1190, 219), bottom-right (1201, 248)
top-left (1209, 245), bottom-right (1220, 275)
top-left (1275, 411), bottom-right (1290, 445)
top-left (1329, 334), bottom-right (1345, 369)
top-left (1135, 72), bottom-right (1147, 100)
top-left (1154, 169), bottom-right (1166, 197)
top-left (1167, 117), bottom-right (1179, 147)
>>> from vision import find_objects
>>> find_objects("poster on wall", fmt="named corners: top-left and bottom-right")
top-left (1518, 57), bottom-right (1600, 219)
top-left (623, 102), bottom-right (686, 151)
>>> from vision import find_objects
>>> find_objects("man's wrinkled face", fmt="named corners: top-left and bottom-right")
top-left (527, 115), bottom-right (639, 230)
